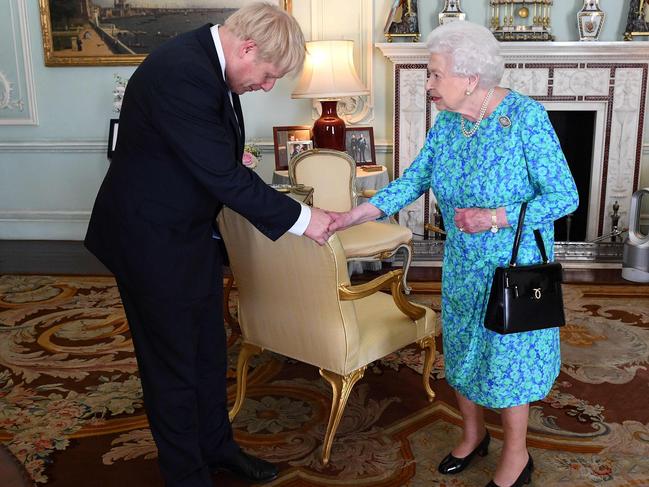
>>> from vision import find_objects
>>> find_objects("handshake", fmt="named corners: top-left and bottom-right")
top-left (303, 203), bottom-right (382, 245)
top-left (303, 207), bottom-right (352, 246)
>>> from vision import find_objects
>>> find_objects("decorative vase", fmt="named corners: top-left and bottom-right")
top-left (438, 0), bottom-right (466, 26)
top-left (577, 0), bottom-right (606, 41)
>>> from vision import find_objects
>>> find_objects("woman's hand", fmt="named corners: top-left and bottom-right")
top-left (454, 207), bottom-right (508, 234)
top-left (328, 202), bottom-right (383, 232)
top-left (327, 210), bottom-right (356, 232)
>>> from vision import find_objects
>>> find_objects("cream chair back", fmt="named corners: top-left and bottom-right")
top-left (288, 149), bottom-right (357, 212)
top-left (217, 207), bottom-right (361, 375)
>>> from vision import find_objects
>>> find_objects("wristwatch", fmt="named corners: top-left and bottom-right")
top-left (490, 209), bottom-right (498, 233)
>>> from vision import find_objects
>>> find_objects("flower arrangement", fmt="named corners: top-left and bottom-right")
top-left (242, 142), bottom-right (261, 170)
top-left (112, 74), bottom-right (129, 113)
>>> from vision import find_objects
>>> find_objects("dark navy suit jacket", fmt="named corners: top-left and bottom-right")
top-left (85, 24), bottom-right (301, 298)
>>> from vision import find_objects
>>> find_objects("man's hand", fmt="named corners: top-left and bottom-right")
top-left (304, 207), bottom-right (334, 245)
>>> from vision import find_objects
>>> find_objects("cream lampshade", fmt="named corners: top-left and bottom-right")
top-left (291, 40), bottom-right (368, 151)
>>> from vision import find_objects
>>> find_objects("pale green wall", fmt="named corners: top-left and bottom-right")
top-left (0, 0), bottom-right (647, 239)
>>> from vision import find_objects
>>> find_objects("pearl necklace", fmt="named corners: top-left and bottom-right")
top-left (460, 88), bottom-right (495, 138)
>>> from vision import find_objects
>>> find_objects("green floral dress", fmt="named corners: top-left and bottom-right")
top-left (370, 91), bottom-right (578, 408)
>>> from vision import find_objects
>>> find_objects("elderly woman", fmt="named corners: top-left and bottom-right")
top-left (328, 21), bottom-right (578, 487)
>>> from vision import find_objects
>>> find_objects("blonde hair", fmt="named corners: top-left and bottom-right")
top-left (426, 21), bottom-right (504, 89)
top-left (225, 2), bottom-right (305, 76)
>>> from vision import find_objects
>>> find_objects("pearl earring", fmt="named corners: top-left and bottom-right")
top-left (465, 89), bottom-right (472, 96)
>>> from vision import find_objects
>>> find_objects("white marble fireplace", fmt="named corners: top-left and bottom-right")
top-left (377, 42), bottom-right (649, 243)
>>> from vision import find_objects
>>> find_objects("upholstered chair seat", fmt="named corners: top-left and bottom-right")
top-left (289, 148), bottom-right (413, 292)
top-left (337, 221), bottom-right (413, 259)
top-left (218, 207), bottom-right (436, 464)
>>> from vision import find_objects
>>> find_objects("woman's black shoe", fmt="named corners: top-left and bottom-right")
top-left (438, 430), bottom-right (490, 475)
top-left (485, 452), bottom-right (533, 487)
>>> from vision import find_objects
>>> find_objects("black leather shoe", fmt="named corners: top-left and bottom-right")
top-left (485, 452), bottom-right (533, 487)
top-left (438, 430), bottom-right (490, 475)
top-left (211, 448), bottom-right (279, 484)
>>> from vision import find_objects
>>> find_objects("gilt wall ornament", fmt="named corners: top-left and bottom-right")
top-left (577, 0), bottom-right (606, 41)
top-left (385, 0), bottom-right (420, 42)
top-left (489, 0), bottom-right (554, 41)
top-left (0, 71), bottom-right (23, 112)
top-left (624, 0), bottom-right (649, 40)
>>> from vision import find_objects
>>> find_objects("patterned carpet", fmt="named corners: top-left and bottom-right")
top-left (1, 275), bottom-right (649, 486)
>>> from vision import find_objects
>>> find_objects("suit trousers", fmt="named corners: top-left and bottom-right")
top-left (117, 277), bottom-right (237, 487)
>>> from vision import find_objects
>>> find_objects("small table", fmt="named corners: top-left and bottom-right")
top-left (272, 166), bottom-right (389, 201)
top-left (269, 183), bottom-right (314, 206)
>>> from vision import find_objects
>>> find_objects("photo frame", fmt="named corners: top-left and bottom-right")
top-left (286, 140), bottom-right (314, 161)
top-left (107, 119), bottom-right (119, 159)
top-left (272, 125), bottom-right (312, 170)
top-left (345, 127), bottom-right (376, 166)
top-left (38, 0), bottom-right (292, 67)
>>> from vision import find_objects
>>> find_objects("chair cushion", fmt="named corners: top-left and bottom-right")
top-left (347, 292), bottom-right (433, 373)
top-left (337, 221), bottom-right (412, 258)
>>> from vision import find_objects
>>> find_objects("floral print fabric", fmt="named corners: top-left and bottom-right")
top-left (370, 91), bottom-right (578, 407)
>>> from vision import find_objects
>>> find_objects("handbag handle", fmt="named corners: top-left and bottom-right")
top-left (509, 202), bottom-right (549, 266)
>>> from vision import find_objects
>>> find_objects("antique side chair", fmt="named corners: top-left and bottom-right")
top-left (289, 148), bottom-right (414, 293)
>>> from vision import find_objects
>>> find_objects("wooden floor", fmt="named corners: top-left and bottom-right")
top-left (0, 240), bottom-right (110, 276)
top-left (0, 240), bottom-right (635, 284)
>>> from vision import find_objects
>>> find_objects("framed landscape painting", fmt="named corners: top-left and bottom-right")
top-left (38, 0), bottom-right (292, 66)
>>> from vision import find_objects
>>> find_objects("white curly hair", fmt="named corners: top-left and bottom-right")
top-left (425, 21), bottom-right (504, 89)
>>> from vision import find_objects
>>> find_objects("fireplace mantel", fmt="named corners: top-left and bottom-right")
top-left (377, 41), bottom-right (649, 243)
top-left (376, 42), bottom-right (649, 63)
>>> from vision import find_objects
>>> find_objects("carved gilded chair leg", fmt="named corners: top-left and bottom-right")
top-left (400, 243), bottom-right (413, 295)
top-left (223, 274), bottom-right (237, 326)
top-left (319, 367), bottom-right (366, 465)
top-left (229, 342), bottom-right (262, 421)
top-left (417, 335), bottom-right (436, 402)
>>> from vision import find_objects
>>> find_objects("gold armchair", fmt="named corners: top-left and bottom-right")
top-left (218, 207), bottom-right (436, 464)
top-left (289, 148), bottom-right (414, 293)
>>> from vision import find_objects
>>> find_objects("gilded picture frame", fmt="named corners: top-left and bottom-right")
top-left (624, 0), bottom-right (649, 40)
top-left (38, 0), bottom-right (293, 67)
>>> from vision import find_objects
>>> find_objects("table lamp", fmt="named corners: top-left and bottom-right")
top-left (291, 40), bottom-right (369, 151)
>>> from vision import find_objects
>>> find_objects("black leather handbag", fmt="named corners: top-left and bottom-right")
top-left (484, 202), bottom-right (566, 334)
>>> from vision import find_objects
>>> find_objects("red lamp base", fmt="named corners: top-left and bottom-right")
top-left (312, 100), bottom-right (346, 151)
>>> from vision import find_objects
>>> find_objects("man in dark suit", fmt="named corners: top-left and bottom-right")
top-left (85, 4), bottom-right (331, 486)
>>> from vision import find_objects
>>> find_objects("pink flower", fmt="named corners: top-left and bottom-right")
top-left (242, 151), bottom-right (258, 169)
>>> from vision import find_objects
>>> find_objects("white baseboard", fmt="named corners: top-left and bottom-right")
top-left (0, 140), bottom-right (106, 153)
top-left (0, 211), bottom-right (90, 240)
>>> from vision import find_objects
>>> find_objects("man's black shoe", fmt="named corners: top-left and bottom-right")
top-left (211, 448), bottom-right (279, 483)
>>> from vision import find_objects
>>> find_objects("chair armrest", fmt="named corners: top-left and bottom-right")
top-left (359, 189), bottom-right (377, 198)
top-left (424, 223), bottom-right (446, 235)
top-left (339, 270), bottom-right (400, 300)
top-left (338, 270), bottom-right (425, 321)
